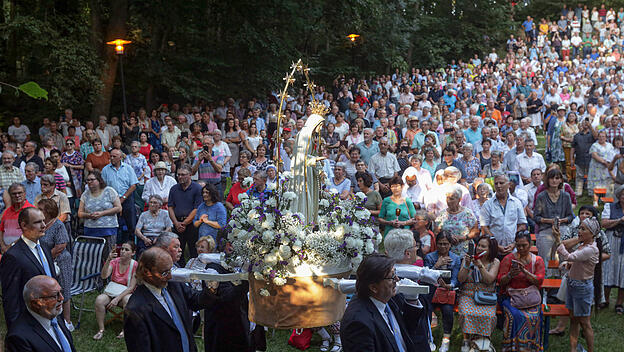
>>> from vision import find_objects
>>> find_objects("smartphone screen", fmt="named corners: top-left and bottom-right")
top-left (468, 241), bottom-right (475, 256)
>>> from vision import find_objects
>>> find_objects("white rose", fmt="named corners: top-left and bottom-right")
top-left (365, 241), bottom-right (374, 253)
top-left (333, 226), bottom-right (345, 241)
top-left (283, 191), bottom-right (297, 201)
top-left (267, 182), bottom-right (276, 191)
top-left (355, 192), bottom-right (366, 200)
top-left (345, 236), bottom-right (356, 248)
top-left (264, 253), bottom-right (278, 266)
top-left (261, 220), bottom-right (274, 229)
top-left (266, 198), bottom-right (277, 207)
top-left (354, 239), bottom-right (364, 249)
top-left (262, 231), bottom-right (274, 243)
top-left (273, 277), bottom-right (287, 286)
top-left (238, 192), bottom-right (249, 202)
top-left (259, 288), bottom-right (270, 297)
top-left (278, 244), bottom-right (292, 259)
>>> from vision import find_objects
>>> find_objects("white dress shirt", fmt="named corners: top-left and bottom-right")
top-left (144, 282), bottom-right (172, 317)
top-left (516, 152), bottom-right (546, 179)
top-left (22, 236), bottom-right (45, 267)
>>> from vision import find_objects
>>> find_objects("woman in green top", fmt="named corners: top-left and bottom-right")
top-left (378, 175), bottom-right (417, 236)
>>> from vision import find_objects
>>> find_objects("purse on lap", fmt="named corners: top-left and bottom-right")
top-left (104, 259), bottom-right (135, 298)
top-left (507, 254), bottom-right (541, 309)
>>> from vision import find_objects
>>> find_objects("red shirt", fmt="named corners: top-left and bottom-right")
top-left (226, 182), bottom-right (251, 206)
top-left (497, 252), bottom-right (545, 292)
top-left (0, 201), bottom-right (35, 245)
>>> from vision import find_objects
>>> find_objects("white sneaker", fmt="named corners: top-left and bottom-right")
top-left (429, 342), bottom-right (437, 351)
top-left (439, 338), bottom-right (450, 352)
top-left (460, 340), bottom-right (470, 352)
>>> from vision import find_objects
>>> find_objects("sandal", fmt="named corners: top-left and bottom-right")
top-left (548, 328), bottom-right (565, 336)
top-left (93, 330), bottom-right (104, 340)
top-left (320, 339), bottom-right (330, 352)
top-left (116, 331), bottom-right (125, 339)
top-left (330, 342), bottom-right (342, 352)
top-left (616, 305), bottom-right (624, 315)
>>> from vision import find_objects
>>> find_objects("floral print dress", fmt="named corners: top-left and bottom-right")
top-left (435, 207), bottom-right (477, 256)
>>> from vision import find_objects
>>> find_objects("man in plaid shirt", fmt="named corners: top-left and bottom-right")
top-left (605, 115), bottom-right (624, 144)
top-left (0, 152), bottom-right (24, 190)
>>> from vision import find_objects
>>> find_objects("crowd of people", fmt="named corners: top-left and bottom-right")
top-left (1, 4), bottom-right (624, 352)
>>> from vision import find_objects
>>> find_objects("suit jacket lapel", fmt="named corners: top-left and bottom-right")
top-left (137, 285), bottom-right (178, 331)
top-left (364, 298), bottom-right (399, 352)
top-left (25, 313), bottom-right (62, 352)
top-left (16, 239), bottom-right (46, 275)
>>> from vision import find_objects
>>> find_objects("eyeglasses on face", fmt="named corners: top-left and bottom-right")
top-left (382, 273), bottom-right (399, 282)
top-left (38, 291), bottom-right (63, 301)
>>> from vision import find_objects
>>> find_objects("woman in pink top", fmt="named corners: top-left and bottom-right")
top-left (93, 241), bottom-right (137, 340)
top-left (556, 217), bottom-right (600, 352)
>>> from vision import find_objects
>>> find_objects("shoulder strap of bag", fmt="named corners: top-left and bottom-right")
top-left (127, 259), bottom-right (135, 284)
top-left (404, 199), bottom-right (412, 218)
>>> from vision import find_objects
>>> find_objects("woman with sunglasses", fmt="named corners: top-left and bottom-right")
top-left (60, 139), bottom-right (84, 198)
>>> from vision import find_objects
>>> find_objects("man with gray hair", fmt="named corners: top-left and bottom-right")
top-left (6, 275), bottom-right (75, 351)
top-left (368, 137), bottom-right (400, 197)
top-left (22, 162), bottom-right (41, 204)
top-left (168, 164), bottom-right (202, 267)
top-left (192, 135), bottom-right (225, 197)
top-left (0, 151), bottom-right (25, 190)
top-left (480, 173), bottom-right (527, 259)
top-left (383, 228), bottom-right (433, 350)
top-left (155, 232), bottom-right (182, 265)
top-left (357, 128), bottom-right (379, 164)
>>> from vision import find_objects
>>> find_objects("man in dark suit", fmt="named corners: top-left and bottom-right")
top-left (6, 275), bottom-right (75, 352)
top-left (0, 207), bottom-right (56, 329)
top-left (340, 253), bottom-right (429, 352)
top-left (124, 247), bottom-right (216, 352)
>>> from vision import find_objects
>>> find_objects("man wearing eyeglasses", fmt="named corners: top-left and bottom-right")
top-left (6, 275), bottom-right (75, 352)
top-left (340, 253), bottom-right (429, 352)
top-left (124, 247), bottom-right (215, 352)
top-left (0, 207), bottom-right (56, 330)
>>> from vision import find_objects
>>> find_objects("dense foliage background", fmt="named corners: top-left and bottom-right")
top-left (2, 0), bottom-right (570, 126)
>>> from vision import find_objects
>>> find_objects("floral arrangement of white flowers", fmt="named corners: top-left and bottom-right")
top-left (226, 175), bottom-right (380, 289)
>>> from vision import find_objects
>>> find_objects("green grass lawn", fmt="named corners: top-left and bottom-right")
top-left (1, 131), bottom-right (621, 351)
top-left (1, 289), bottom-right (622, 351)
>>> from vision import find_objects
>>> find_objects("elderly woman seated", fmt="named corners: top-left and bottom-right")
top-left (135, 195), bottom-right (173, 253)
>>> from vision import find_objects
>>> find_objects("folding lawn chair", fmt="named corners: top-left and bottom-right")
top-left (69, 236), bottom-right (105, 329)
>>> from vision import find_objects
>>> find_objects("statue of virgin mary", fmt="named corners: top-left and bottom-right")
top-left (287, 113), bottom-right (325, 224)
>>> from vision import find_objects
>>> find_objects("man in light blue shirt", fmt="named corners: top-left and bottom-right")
top-left (463, 117), bottom-right (482, 148)
top-left (102, 148), bottom-right (139, 243)
top-left (357, 128), bottom-right (379, 164)
top-left (480, 173), bottom-right (527, 258)
top-left (21, 163), bottom-right (41, 205)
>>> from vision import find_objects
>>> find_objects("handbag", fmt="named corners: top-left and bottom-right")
top-left (432, 287), bottom-right (456, 305)
top-left (507, 254), bottom-right (541, 309)
top-left (104, 259), bottom-right (135, 297)
top-left (474, 290), bottom-right (498, 305)
top-left (288, 328), bottom-right (313, 350)
top-left (473, 263), bottom-right (497, 305)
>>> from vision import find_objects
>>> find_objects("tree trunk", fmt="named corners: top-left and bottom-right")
top-left (90, 0), bottom-right (128, 119)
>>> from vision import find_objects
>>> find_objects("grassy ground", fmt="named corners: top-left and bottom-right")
top-left (1, 132), bottom-right (622, 351)
top-left (1, 289), bottom-right (622, 352)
